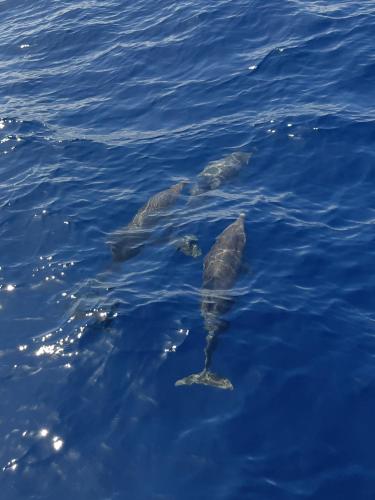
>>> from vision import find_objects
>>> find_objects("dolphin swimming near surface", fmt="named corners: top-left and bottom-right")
top-left (109, 181), bottom-right (187, 262)
top-left (175, 213), bottom-right (247, 390)
top-left (173, 234), bottom-right (202, 258)
top-left (190, 152), bottom-right (252, 195)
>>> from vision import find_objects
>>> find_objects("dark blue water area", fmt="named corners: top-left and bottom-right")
top-left (1, 0), bottom-right (375, 498)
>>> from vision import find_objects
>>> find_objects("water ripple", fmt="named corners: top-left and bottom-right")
top-left (1, 0), bottom-right (375, 499)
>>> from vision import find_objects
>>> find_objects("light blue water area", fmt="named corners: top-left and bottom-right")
top-left (1, 1), bottom-right (375, 499)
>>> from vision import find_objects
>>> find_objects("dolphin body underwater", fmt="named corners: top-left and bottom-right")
top-left (190, 152), bottom-right (252, 195)
top-left (109, 181), bottom-right (187, 262)
top-left (175, 213), bottom-right (246, 390)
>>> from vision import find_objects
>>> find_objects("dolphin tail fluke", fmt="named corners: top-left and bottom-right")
top-left (175, 370), bottom-right (233, 390)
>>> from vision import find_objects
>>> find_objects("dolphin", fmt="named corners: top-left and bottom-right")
top-left (190, 152), bottom-right (252, 195)
top-left (175, 213), bottom-right (246, 390)
top-left (109, 181), bottom-right (186, 262)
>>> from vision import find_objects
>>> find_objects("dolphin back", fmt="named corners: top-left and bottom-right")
top-left (132, 181), bottom-right (186, 228)
top-left (191, 152), bottom-right (252, 195)
top-left (203, 213), bottom-right (246, 291)
top-left (109, 181), bottom-right (186, 262)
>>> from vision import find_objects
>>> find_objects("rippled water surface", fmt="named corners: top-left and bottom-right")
top-left (1, 1), bottom-right (375, 498)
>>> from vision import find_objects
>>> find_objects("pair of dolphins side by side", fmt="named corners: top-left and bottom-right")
top-left (108, 151), bottom-right (251, 390)
top-left (109, 151), bottom-right (251, 262)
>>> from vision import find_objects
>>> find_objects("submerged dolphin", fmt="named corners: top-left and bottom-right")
top-left (110, 181), bottom-right (186, 262)
top-left (173, 234), bottom-right (202, 258)
top-left (191, 152), bottom-right (252, 195)
top-left (175, 213), bottom-right (246, 390)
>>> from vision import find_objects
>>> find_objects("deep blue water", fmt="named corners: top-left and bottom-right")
top-left (1, 0), bottom-right (375, 498)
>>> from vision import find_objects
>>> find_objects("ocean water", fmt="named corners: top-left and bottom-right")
top-left (1, 0), bottom-right (375, 498)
